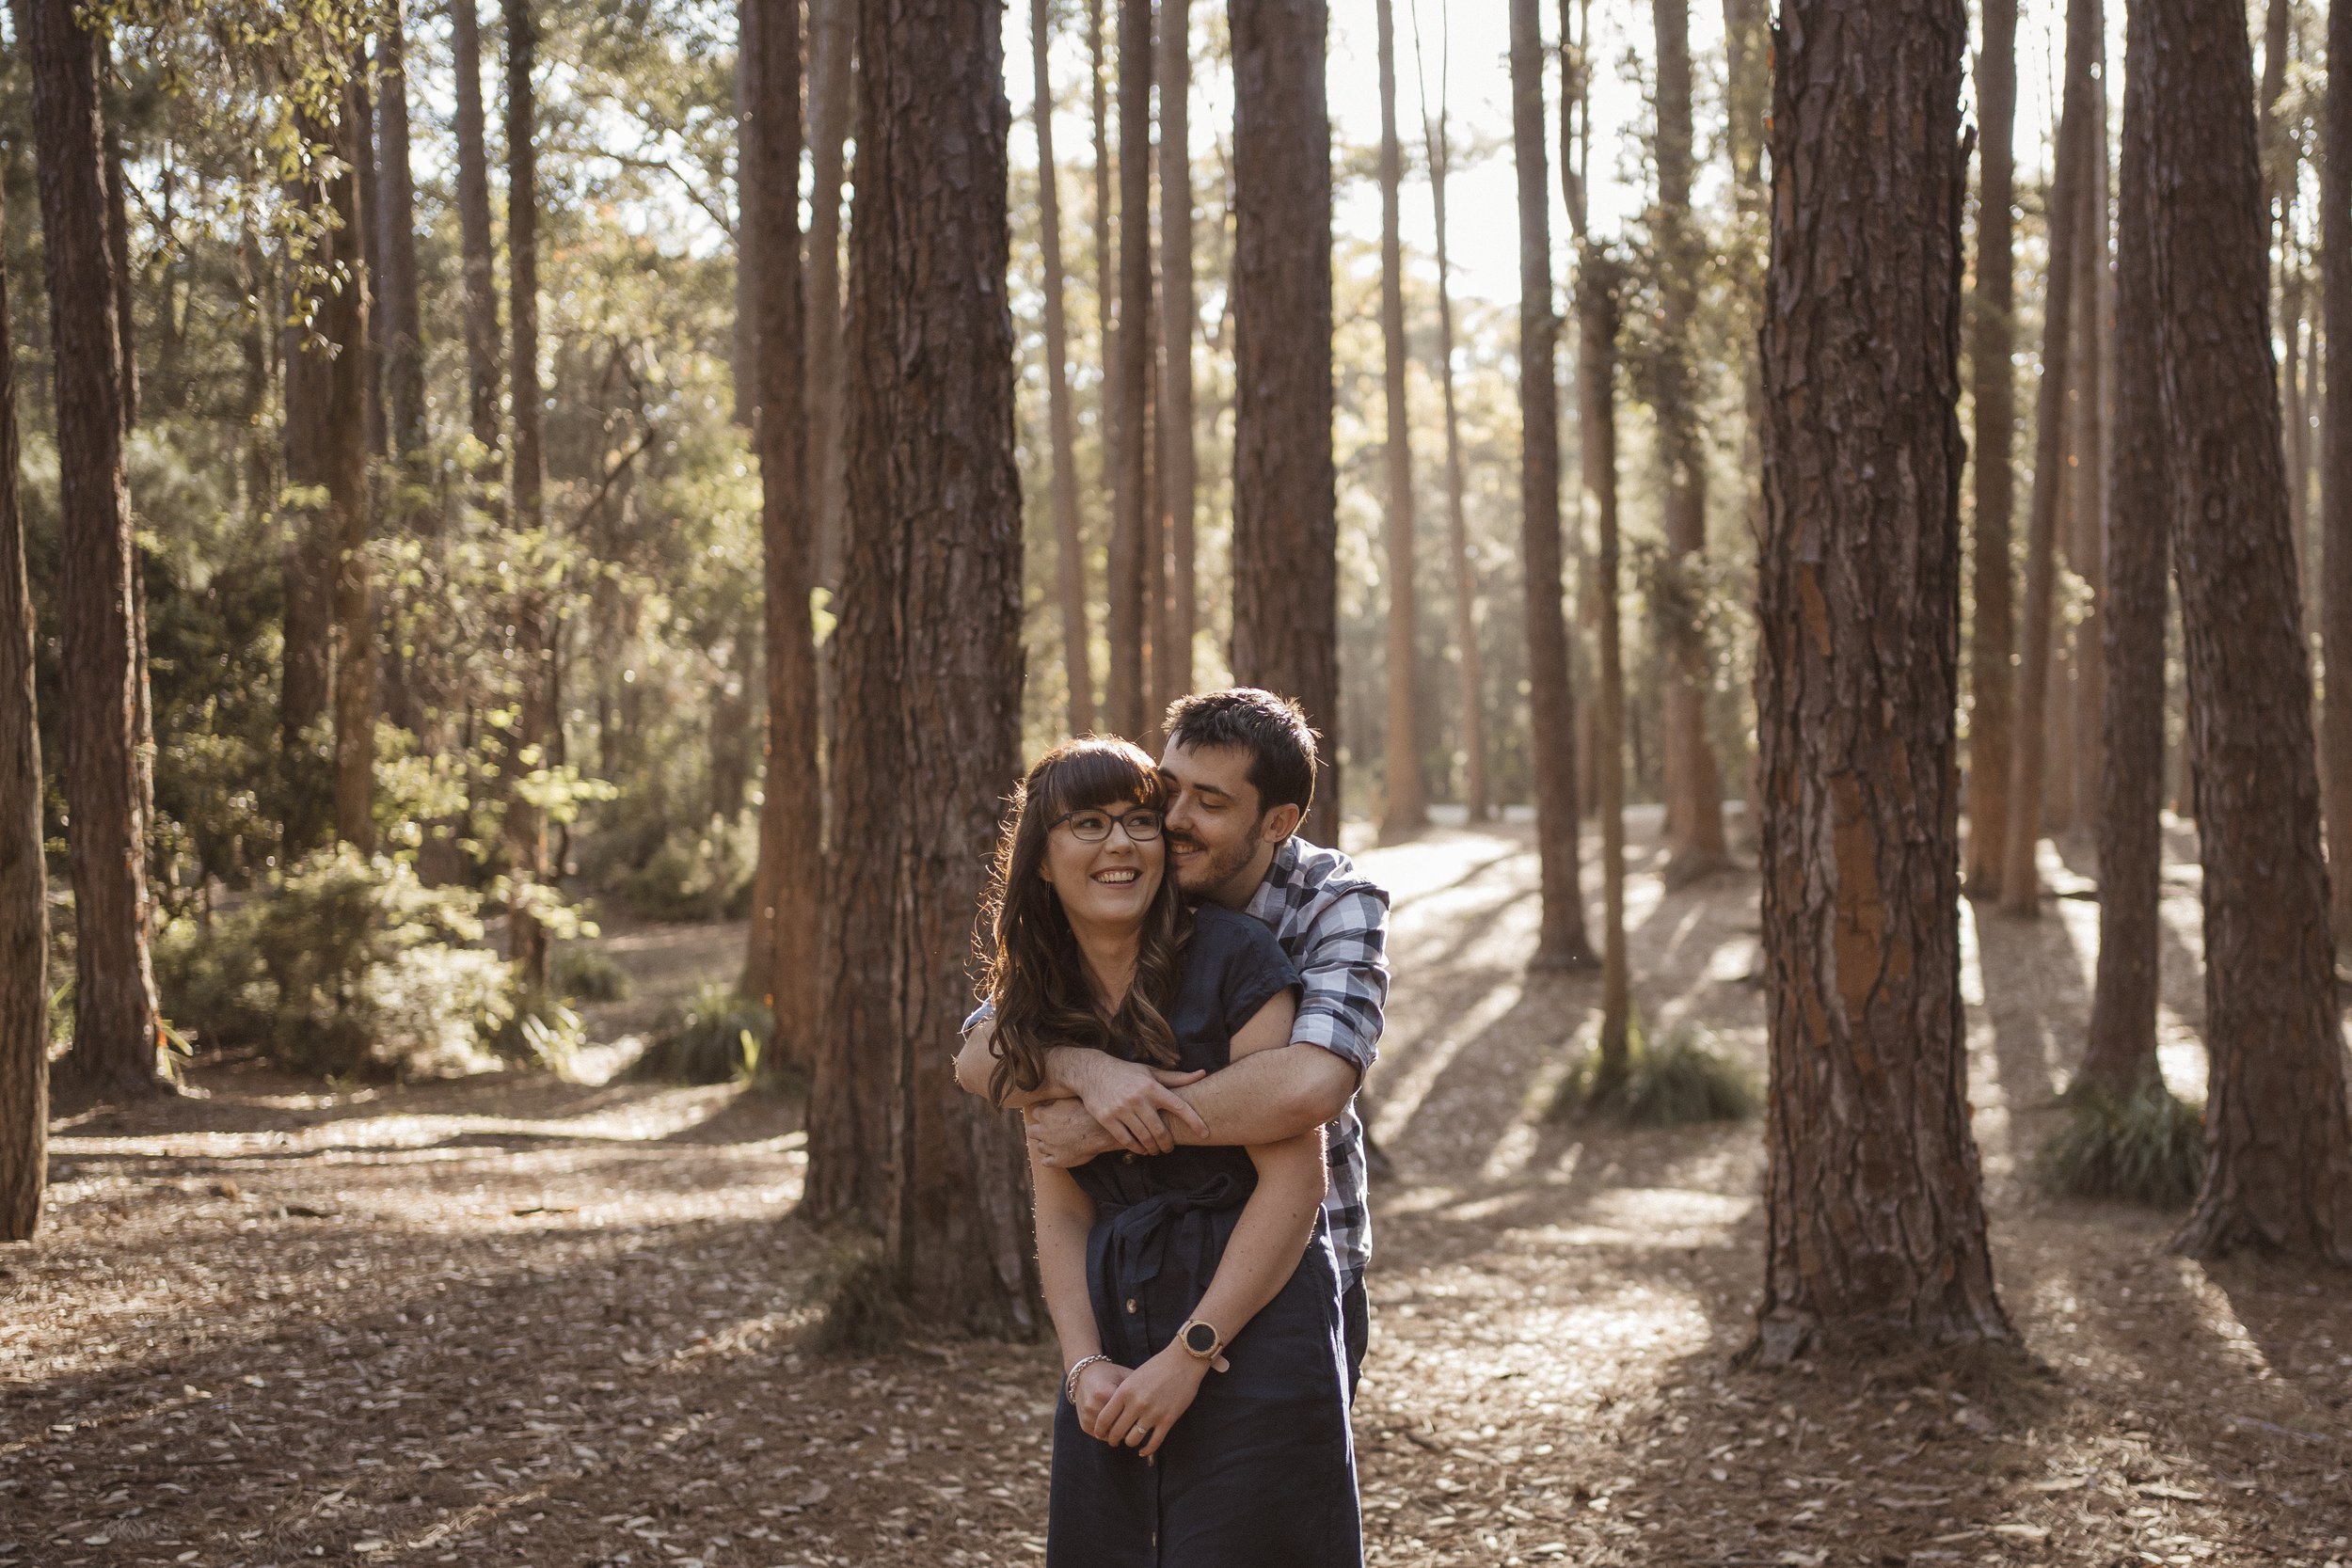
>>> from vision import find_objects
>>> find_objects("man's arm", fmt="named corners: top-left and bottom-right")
top-left (953, 1016), bottom-right (1209, 1153)
top-left (1025, 1042), bottom-right (1357, 1168)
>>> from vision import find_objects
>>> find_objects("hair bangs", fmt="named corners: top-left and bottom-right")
top-left (1032, 738), bottom-right (1167, 823)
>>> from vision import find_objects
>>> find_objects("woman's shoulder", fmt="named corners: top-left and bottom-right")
top-left (1188, 904), bottom-right (1299, 998)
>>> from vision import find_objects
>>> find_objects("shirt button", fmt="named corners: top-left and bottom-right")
top-left (1126, 1298), bottom-right (1139, 1314)
top-left (1121, 1151), bottom-right (1137, 1164)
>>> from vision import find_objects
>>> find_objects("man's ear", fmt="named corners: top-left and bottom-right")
top-left (1260, 802), bottom-right (1304, 843)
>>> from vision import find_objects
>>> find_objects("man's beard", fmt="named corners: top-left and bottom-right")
top-left (1168, 832), bottom-right (1259, 899)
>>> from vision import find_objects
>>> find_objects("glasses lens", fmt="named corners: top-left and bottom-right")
top-left (1065, 811), bottom-right (1111, 841)
top-left (1124, 811), bottom-right (1164, 841)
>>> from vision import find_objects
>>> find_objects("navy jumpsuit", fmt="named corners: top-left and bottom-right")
top-left (1045, 905), bottom-right (1364, 1568)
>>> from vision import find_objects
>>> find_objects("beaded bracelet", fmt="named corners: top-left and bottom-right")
top-left (1063, 1353), bottom-right (1111, 1403)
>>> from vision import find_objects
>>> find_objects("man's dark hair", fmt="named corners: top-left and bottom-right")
top-left (1162, 688), bottom-right (1319, 818)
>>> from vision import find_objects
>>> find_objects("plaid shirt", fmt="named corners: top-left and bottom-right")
top-left (1246, 836), bottom-right (1391, 1291)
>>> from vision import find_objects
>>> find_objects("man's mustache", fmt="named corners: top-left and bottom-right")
top-left (1167, 833), bottom-right (1205, 852)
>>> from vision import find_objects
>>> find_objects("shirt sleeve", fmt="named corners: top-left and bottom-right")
top-left (961, 998), bottom-right (996, 1040)
top-left (1287, 880), bottom-right (1391, 1078)
top-left (1217, 913), bottom-right (1303, 1037)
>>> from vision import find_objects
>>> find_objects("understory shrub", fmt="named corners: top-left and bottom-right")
top-left (583, 808), bottom-right (758, 925)
top-left (2040, 1084), bottom-right (2205, 1208)
top-left (1551, 1018), bottom-right (1758, 1126)
top-left (629, 982), bottom-right (771, 1084)
top-left (153, 847), bottom-right (518, 1079)
top-left (553, 944), bottom-right (633, 1002)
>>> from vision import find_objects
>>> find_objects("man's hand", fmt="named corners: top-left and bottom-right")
top-left (1057, 1050), bottom-right (1209, 1155)
top-left (1026, 1097), bottom-right (1121, 1168)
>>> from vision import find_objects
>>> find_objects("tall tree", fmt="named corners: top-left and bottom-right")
top-left (2326, 0), bottom-right (2352, 955)
top-left (1998, 0), bottom-right (2098, 916)
top-left (807, 0), bottom-right (853, 594)
top-left (1035, 0), bottom-right (1095, 735)
top-left (21, 0), bottom-right (165, 1100)
top-left (2069, 69), bottom-right (2111, 835)
top-left (1104, 0), bottom-right (1152, 737)
top-left (1965, 0), bottom-right (2019, 898)
top-left (0, 176), bottom-right (51, 1238)
top-left (376, 7), bottom-right (426, 468)
top-left (740, 0), bottom-right (820, 1077)
top-left (506, 0), bottom-right (552, 990)
top-left (1230, 0), bottom-right (1340, 846)
top-left (807, 0), bottom-right (1037, 1330)
top-left (1579, 252), bottom-right (1631, 1098)
top-left (1414, 2), bottom-right (1487, 819)
top-left (1089, 0), bottom-right (1116, 596)
top-left (1648, 0), bottom-right (1724, 879)
top-left (1752, 0), bottom-right (2009, 1359)
top-left (1508, 0), bottom-right (1592, 965)
top-left (2146, 0), bottom-right (2352, 1264)
top-left (451, 0), bottom-right (503, 469)
top-left (1375, 0), bottom-right (1423, 842)
top-left (1158, 0), bottom-right (1197, 713)
top-left (320, 76), bottom-right (378, 854)
top-left (2081, 12), bottom-right (2166, 1101)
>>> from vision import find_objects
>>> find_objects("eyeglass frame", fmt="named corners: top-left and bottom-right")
top-left (1048, 805), bottom-right (1167, 844)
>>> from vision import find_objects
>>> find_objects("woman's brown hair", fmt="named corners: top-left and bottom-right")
top-left (981, 737), bottom-right (1191, 1107)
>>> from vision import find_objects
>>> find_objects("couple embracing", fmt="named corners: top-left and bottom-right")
top-left (953, 688), bottom-right (1391, 1566)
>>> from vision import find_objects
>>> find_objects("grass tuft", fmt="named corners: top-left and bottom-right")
top-left (628, 983), bottom-right (772, 1085)
top-left (2039, 1084), bottom-right (2205, 1209)
top-left (1549, 1018), bottom-right (1758, 1126)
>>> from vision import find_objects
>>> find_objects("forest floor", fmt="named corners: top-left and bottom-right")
top-left (8, 810), bottom-right (2352, 1568)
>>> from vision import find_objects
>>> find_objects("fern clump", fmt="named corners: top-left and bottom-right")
top-left (2041, 1084), bottom-right (2205, 1209)
top-left (629, 983), bottom-right (771, 1084)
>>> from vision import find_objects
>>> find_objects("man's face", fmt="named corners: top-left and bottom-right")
top-left (1158, 740), bottom-right (1286, 905)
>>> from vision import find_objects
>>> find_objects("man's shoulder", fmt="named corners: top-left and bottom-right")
top-left (1266, 838), bottom-right (1391, 908)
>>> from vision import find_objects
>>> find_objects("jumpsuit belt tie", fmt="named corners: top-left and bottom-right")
top-left (1089, 1172), bottom-right (1252, 1366)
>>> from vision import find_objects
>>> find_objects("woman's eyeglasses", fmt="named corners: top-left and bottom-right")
top-left (1051, 807), bottom-right (1165, 844)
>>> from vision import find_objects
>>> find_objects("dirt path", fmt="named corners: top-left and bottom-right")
top-left (7, 816), bottom-right (2350, 1567)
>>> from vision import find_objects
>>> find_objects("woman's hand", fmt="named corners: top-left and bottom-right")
top-left (1094, 1344), bottom-right (1214, 1459)
top-left (1073, 1359), bottom-right (1130, 1438)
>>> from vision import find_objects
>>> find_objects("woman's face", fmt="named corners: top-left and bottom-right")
top-left (1040, 798), bottom-right (1166, 933)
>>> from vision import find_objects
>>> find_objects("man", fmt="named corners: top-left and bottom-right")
top-left (956, 688), bottom-right (1391, 1390)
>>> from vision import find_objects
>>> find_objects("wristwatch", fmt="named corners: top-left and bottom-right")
top-left (1175, 1318), bottom-right (1226, 1363)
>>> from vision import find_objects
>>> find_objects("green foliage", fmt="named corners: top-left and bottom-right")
top-left (2040, 1085), bottom-right (2206, 1209)
top-left (552, 943), bottom-right (633, 1002)
top-left (1551, 1017), bottom-right (1758, 1127)
top-left (489, 988), bottom-right (588, 1075)
top-left (152, 848), bottom-right (518, 1079)
top-left (629, 982), bottom-right (771, 1085)
top-left (592, 809), bottom-right (759, 924)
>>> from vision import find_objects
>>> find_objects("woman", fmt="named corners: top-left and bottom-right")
top-left (981, 737), bottom-right (1362, 1567)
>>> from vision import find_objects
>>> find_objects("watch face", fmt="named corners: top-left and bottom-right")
top-left (1184, 1322), bottom-right (1217, 1354)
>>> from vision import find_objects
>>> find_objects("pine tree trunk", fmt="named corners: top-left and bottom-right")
top-left (1580, 254), bottom-right (1631, 1091)
top-left (1425, 93), bottom-right (1488, 821)
top-left (1965, 0), bottom-right (2019, 899)
top-left (2325, 0), bottom-right (2352, 958)
top-left (1036, 0), bottom-right (1095, 736)
top-left (1089, 0), bottom-right (1116, 597)
top-left (1375, 0), bottom-right (1423, 843)
top-left (2147, 0), bottom-right (2352, 1265)
top-left (506, 0), bottom-right (551, 991)
top-left (1999, 0), bottom-right (2097, 915)
top-left (808, 0), bottom-right (1038, 1333)
top-left (452, 0), bottom-right (504, 465)
top-left (2082, 28), bottom-right (2165, 1101)
top-left (1509, 0), bottom-right (1591, 965)
top-left (1158, 0), bottom-right (1197, 715)
top-left (1104, 0), bottom-right (1152, 738)
top-left (1230, 0), bottom-right (1340, 847)
top-left (2072, 83), bottom-right (2111, 838)
top-left (22, 0), bottom-right (164, 1101)
top-left (376, 11), bottom-right (426, 465)
top-left (1752, 0), bottom-right (2009, 1359)
top-left (0, 178), bottom-right (51, 1239)
top-left (740, 0), bottom-right (821, 1078)
top-left (1650, 0), bottom-right (1724, 880)
top-left (807, 0), bottom-right (853, 598)
top-left (328, 72), bottom-right (378, 855)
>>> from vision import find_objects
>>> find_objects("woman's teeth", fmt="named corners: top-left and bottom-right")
top-left (1092, 869), bottom-right (1138, 884)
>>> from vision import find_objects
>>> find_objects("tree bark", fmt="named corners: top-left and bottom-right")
top-left (506, 0), bottom-right (551, 991)
top-left (2145, 0), bottom-right (2352, 1265)
top-left (1419, 39), bottom-right (1488, 820)
top-left (20, 0), bottom-right (164, 1101)
top-left (1509, 0), bottom-right (1591, 966)
top-left (375, 9), bottom-right (427, 465)
top-left (1230, 0), bottom-right (1340, 847)
top-left (1650, 0), bottom-right (1724, 879)
top-left (1580, 253), bottom-right (1631, 1092)
top-left (1998, 0), bottom-right (2097, 916)
top-left (739, 0), bottom-right (821, 1078)
top-left (1035, 0), bottom-right (1095, 736)
top-left (452, 0), bottom-right (504, 465)
top-left (1964, 0), bottom-right (2019, 898)
top-left (807, 0), bottom-right (1038, 1337)
top-left (807, 0), bottom-right (853, 598)
top-left (2326, 0), bottom-right (2352, 958)
top-left (2081, 28), bottom-right (2165, 1101)
top-left (1751, 0), bottom-right (2009, 1359)
top-left (326, 74), bottom-right (378, 856)
top-left (1375, 0), bottom-right (1423, 843)
top-left (1104, 0), bottom-right (1152, 738)
top-left (1158, 0), bottom-right (1197, 717)
top-left (0, 175), bottom-right (51, 1239)
top-left (2071, 72), bottom-right (2111, 838)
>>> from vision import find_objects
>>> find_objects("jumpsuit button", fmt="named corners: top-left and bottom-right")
top-left (1126, 1298), bottom-right (1139, 1314)
top-left (1121, 1151), bottom-right (1137, 1164)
